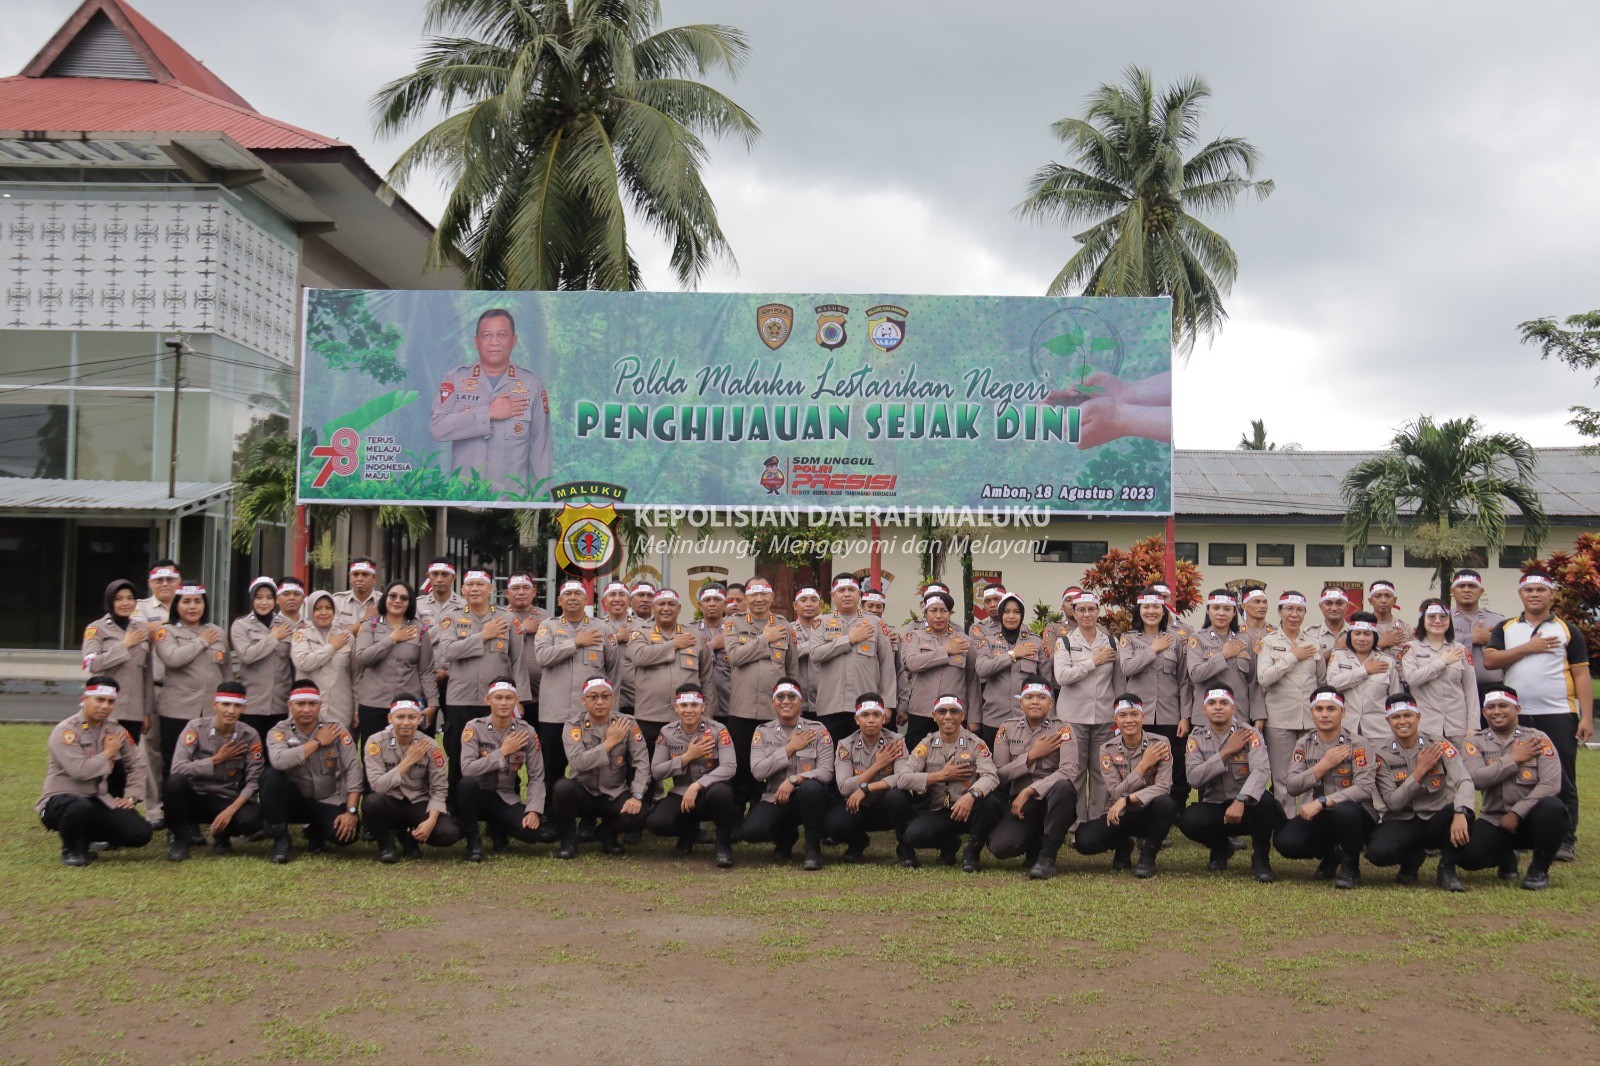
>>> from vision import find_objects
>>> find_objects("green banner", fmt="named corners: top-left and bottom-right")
top-left (297, 290), bottom-right (1172, 514)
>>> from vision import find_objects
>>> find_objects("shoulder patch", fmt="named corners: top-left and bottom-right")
top-left (366, 741), bottom-right (381, 756)
top-left (1354, 749), bottom-right (1368, 767)
top-left (341, 731), bottom-right (353, 746)
top-left (977, 742), bottom-right (990, 757)
top-left (837, 744), bottom-right (848, 761)
top-left (912, 742), bottom-right (929, 759)
top-left (84, 625), bottom-right (97, 640)
top-left (752, 731), bottom-right (763, 745)
top-left (293, 630), bottom-right (305, 643)
top-left (1187, 636), bottom-right (1199, 649)
top-left (62, 729), bottom-right (77, 744)
top-left (1059, 724), bottom-right (1073, 742)
top-left (1441, 742), bottom-right (1458, 759)
top-left (719, 729), bottom-right (733, 746)
top-left (1542, 741), bottom-right (1556, 757)
top-left (462, 727), bottom-right (474, 744)
top-left (272, 731), bottom-right (286, 742)
top-left (995, 727), bottom-right (1007, 740)
top-left (183, 730), bottom-right (198, 746)
top-left (250, 742), bottom-right (263, 760)
top-left (1186, 737), bottom-right (1199, 753)
top-left (536, 625), bottom-right (549, 637)
top-left (1101, 754), bottom-right (1113, 769)
top-left (432, 748), bottom-right (446, 768)
top-left (1250, 735), bottom-right (1262, 749)
top-left (1463, 741), bottom-right (1479, 755)
top-left (1292, 748), bottom-right (1305, 763)
top-left (570, 727), bottom-right (582, 741)
top-left (154, 627), bottom-right (167, 641)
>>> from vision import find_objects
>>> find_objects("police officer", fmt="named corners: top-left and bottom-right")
top-left (1456, 683), bottom-right (1567, 890)
top-left (1324, 614), bottom-right (1400, 737)
top-left (163, 680), bottom-right (264, 860)
top-left (646, 685), bottom-right (739, 866)
top-left (1257, 591), bottom-right (1325, 814)
top-left (1185, 590), bottom-right (1263, 726)
top-left (291, 590), bottom-right (355, 729)
top-left (1364, 692), bottom-right (1474, 891)
top-left (723, 576), bottom-right (796, 808)
top-left (82, 578), bottom-right (158, 809)
top-left (805, 576), bottom-right (898, 745)
top-left (429, 306), bottom-right (552, 496)
top-left (152, 583), bottom-right (229, 796)
top-left (1053, 591), bottom-right (1121, 821)
top-left (1306, 587), bottom-right (1352, 660)
top-left (505, 572), bottom-right (548, 721)
top-left (736, 677), bottom-right (836, 870)
top-left (824, 692), bottom-right (915, 866)
top-left (1271, 687), bottom-right (1377, 889)
top-left (900, 591), bottom-right (974, 748)
top-left (1400, 599), bottom-right (1478, 744)
top-left (552, 677), bottom-right (650, 857)
top-left (353, 580), bottom-right (441, 743)
top-left (988, 680), bottom-right (1077, 879)
top-left (1039, 587), bottom-right (1080, 661)
top-left (1239, 586), bottom-right (1275, 653)
top-left (1178, 684), bottom-right (1282, 882)
top-left (790, 585), bottom-right (826, 708)
top-left (332, 558), bottom-right (381, 629)
top-left (232, 576), bottom-right (295, 740)
top-left (261, 681), bottom-right (362, 863)
top-left (534, 580), bottom-right (619, 811)
top-left (38, 677), bottom-right (153, 866)
top-left (974, 593), bottom-right (1050, 750)
top-left (1367, 580), bottom-right (1410, 653)
top-left (1448, 569), bottom-right (1504, 699)
top-left (1117, 588), bottom-right (1191, 807)
top-left (901, 693), bottom-right (1002, 873)
top-left (1072, 694), bottom-right (1179, 879)
top-left (971, 583), bottom-right (1005, 641)
top-left (597, 580), bottom-right (639, 714)
top-left (693, 584), bottom-right (732, 719)
top-left (436, 569), bottom-right (524, 803)
top-left (416, 558), bottom-right (466, 632)
top-left (134, 560), bottom-right (180, 823)
top-left (457, 678), bottom-right (547, 861)
top-left (363, 697), bottom-right (461, 862)
top-left (627, 588), bottom-right (717, 753)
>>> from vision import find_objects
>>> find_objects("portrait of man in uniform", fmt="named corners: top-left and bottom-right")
top-left (429, 307), bottom-right (554, 496)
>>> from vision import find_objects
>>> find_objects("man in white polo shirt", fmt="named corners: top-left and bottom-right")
top-left (1483, 571), bottom-right (1593, 861)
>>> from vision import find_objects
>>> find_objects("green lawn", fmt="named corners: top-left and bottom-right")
top-left (2, 723), bottom-right (1598, 1064)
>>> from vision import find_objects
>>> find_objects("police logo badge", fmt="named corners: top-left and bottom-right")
top-left (555, 502), bottom-right (619, 573)
top-left (759, 455), bottom-right (784, 495)
top-left (815, 304), bottom-right (850, 351)
top-left (757, 303), bottom-right (794, 351)
top-left (865, 304), bottom-right (908, 353)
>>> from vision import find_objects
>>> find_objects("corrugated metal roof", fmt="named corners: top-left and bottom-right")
top-left (1175, 448), bottom-right (1600, 518)
top-left (0, 77), bottom-right (343, 150)
top-left (0, 478), bottom-right (230, 515)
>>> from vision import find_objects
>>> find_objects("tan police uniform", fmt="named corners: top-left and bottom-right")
top-left (1257, 629), bottom-right (1325, 812)
top-left (1053, 625), bottom-right (1121, 819)
top-left (1324, 650), bottom-right (1401, 737)
top-left (1398, 639), bottom-right (1477, 741)
top-left (1365, 731), bottom-right (1476, 875)
top-left (352, 619), bottom-right (441, 715)
top-left (627, 621), bottom-right (718, 726)
top-left (291, 622), bottom-right (355, 728)
top-left (165, 716), bottom-right (265, 844)
top-left (693, 617), bottom-right (731, 719)
top-left (1273, 729), bottom-right (1377, 870)
top-left (436, 604), bottom-right (525, 797)
top-left (900, 625), bottom-right (976, 733)
top-left (81, 616), bottom-right (155, 726)
top-left (231, 611), bottom-right (294, 733)
top-left (1178, 719), bottom-right (1283, 864)
top-left (735, 715), bottom-right (837, 855)
top-left (899, 727), bottom-right (1003, 857)
top-left (804, 610), bottom-right (898, 738)
top-left (429, 360), bottom-right (553, 495)
top-left (972, 632), bottom-right (1050, 736)
top-left (37, 711), bottom-right (153, 856)
top-left (987, 712), bottom-right (1078, 860)
top-left (1456, 724), bottom-right (1566, 876)
top-left (1071, 730), bottom-right (1181, 862)
top-left (1184, 628), bottom-right (1264, 722)
top-left (509, 604), bottom-right (549, 708)
top-left (362, 725), bottom-right (461, 849)
top-left (646, 717), bottom-right (741, 846)
top-left (415, 590), bottom-right (467, 637)
top-left (331, 588), bottom-right (381, 630)
top-left (457, 714), bottom-right (546, 849)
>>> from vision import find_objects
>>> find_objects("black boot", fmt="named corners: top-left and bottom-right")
top-left (1334, 856), bottom-right (1360, 890)
top-left (1134, 841), bottom-right (1159, 879)
top-left (1395, 858), bottom-right (1420, 885)
top-left (714, 827), bottom-right (734, 868)
top-left (1522, 865), bottom-right (1551, 891)
top-left (1251, 849), bottom-right (1275, 883)
top-left (305, 825), bottom-right (327, 855)
top-left (600, 832), bottom-right (625, 856)
top-left (166, 829), bottom-right (190, 863)
top-left (1313, 852), bottom-right (1339, 881)
top-left (61, 836), bottom-right (91, 867)
top-left (465, 832), bottom-right (484, 863)
top-left (1206, 845), bottom-right (1231, 872)
top-left (1111, 842), bottom-right (1133, 872)
top-left (377, 834), bottom-right (399, 864)
top-left (269, 825), bottom-right (292, 864)
top-left (674, 833), bottom-right (696, 856)
top-left (1498, 853), bottom-right (1521, 881)
top-left (1436, 859), bottom-right (1465, 892)
top-left (210, 836), bottom-right (232, 856)
top-left (938, 841), bottom-right (959, 866)
top-left (1028, 845), bottom-right (1060, 881)
top-left (896, 840), bottom-right (921, 868)
top-left (624, 829), bottom-right (643, 846)
top-left (960, 839), bottom-right (982, 874)
top-left (555, 826), bottom-right (579, 860)
top-left (401, 838), bottom-right (422, 860)
top-left (842, 833), bottom-right (867, 864)
top-left (490, 827), bottom-right (512, 851)
top-left (802, 834), bottom-right (823, 871)
top-left (773, 828), bottom-right (797, 863)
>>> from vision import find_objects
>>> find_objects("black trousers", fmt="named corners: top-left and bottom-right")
top-left (40, 794), bottom-right (153, 851)
top-left (818, 711), bottom-right (856, 746)
top-left (1273, 803), bottom-right (1375, 863)
top-left (646, 783), bottom-right (740, 840)
top-left (548, 778), bottom-right (649, 834)
top-left (1366, 807), bottom-right (1463, 868)
top-left (240, 713), bottom-right (277, 745)
top-left (1178, 798), bottom-right (1283, 854)
top-left (259, 767), bottom-right (356, 845)
top-left (821, 787), bottom-right (914, 846)
top-left (108, 718), bottom-right (143, 798)
top-left (1147, 724), bottom-right (1192, 807)
top-left (1456, 796), bottom-right (1568, 871)
top-left (1522, 714), bottom-right (1579, 844)
top-left (723, 717), bottom-right (762, 807)
top-left (902, 716), bottom-right (936, 749)
top-left (362, 793), bottom-right (462, 848)
top-left (1074, 794), bottom-right (1179, 855)
top-left (989, 781), bottom-right (1079, 858)
top-left (534, 721), bottom-right (569, 812)
top-left (356, 705), bottom-right (392, 746)
top-left (637, 719), bottom-right (666, 758)
top-left (162, 776), bottom-right (263, 842)
top-left (157, 715), bottom-right (190, 785)
top-left (440, 705), bottom-right (477, 806)
top-left (735, 779), bottom-right (832, 848)
top-left (903, 794), bottom-right (1004, 851)
top-left (455, 776), bottom-right (542, 844)
top-left (975, 724), bottom-right (999, 748)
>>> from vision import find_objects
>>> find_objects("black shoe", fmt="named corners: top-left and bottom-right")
top-left (360, 826), bottom-right (376, 843)
top-left (1522, 867), bottom-right (1550, 891)
top-left (305, 828), bottom-right (327, 855)
top-left (897, 843), bottom-right (921, 869)
top-left (465, 839), bottom-right (485, 863)
top-left (1334, 864), bottom-right (1360, 890)
top-left (1134, 844), bottom-right (1158, 879)
top-left (624, 830), bottom-right (643, 846)
top-left (1498, 855), bottom-right (1520, 881)
top-left (377, 838), bottom-right (399, 864)
top-left (577, 820), bottom-right (598, 843)
top-left (61, 845), bottom-right (91, 867)
top-left (246, 829), bottom-right (268, 843)
top-left (270, 834), bottom-right (292, 864)
top-left (1395, 866), bottom-right (1419, 886)
top-left (555, 829), bottom-right (579, 860)
top-left (1251, 853), bottom-right (1275, 883)
top-left (1313, 854), bottom-right (1339, 881)
top-left (489, 829), bottom-right (512, 850)
top-left (802, 845), bottom-right (822, 871)
top-left (1028, 847), bottom-right (1059, 881)
top-left (842, 846), bottom-right (864, 864)
top-left (147, 818), bottom-right (166, 832)
top-left (938, 842), bottom-right (959, 867)
top-left (600, 834), bottom-right (625, 856)
top-left (1111, 843), bottom-right (1133, 872)
top-left (1206, 846), bottom-right (1231, 872)
top-left (1555, 841), bottom-right (1577, 863)
top-left (715, 830), bottom-right (734, 868)
top-left (674, 837), bottom-right (695, 856)
top-left (186, 827), bottom-right (206, 846)
top-left (401, 839), bottom-right (422, 859)
top-left (531, 827), bottom-right (558, 845)
top-left (1436, 861), bottom-right (1465, 893)
top-left (167, 833), bottom-right (190, 863)
top-left (210, 839), bottom-right (232, 856)
top-left (961, 843), bottom-right (982, 874)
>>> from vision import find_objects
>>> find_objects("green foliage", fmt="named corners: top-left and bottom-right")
top-left (1237, 418), bottom-right (1299, 451)
top-left (1518, 308), bottom-right (1600, 443)
top-left (306, 290), bottom-right (407, 384)
top-left (1342, 415), bottom-right (1549, 597)
top-left (1030, 600), bottom-right (1064, 635)
top-left (374, 0), bottom-right (760, 290)
top-left (1015, 65), bottom-right (1273, 355)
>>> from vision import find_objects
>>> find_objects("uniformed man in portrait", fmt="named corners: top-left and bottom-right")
top-left (38, 677), bottom-right (154, 866)
top-left (429, 307), bottom-right (553, 496)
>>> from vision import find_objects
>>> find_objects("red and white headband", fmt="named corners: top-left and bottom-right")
top-left (794, 586), bottom-right (821, 600)
top-left (602, 581), bottom-right (630, 596)
top-left (581, 678), bottom-right (614, 696)
top-left (1370, 581), bottom-right (1396, 594)
top-left (349, 561), bottom-right (377, 576)
top-left (558, 580), bottom-right (588, 597)
top-left (1348, 620), bottom-right (1378, 634)
top-left (854, 699), bottom-right (886, 715)
top-left (427, 562), bottom-right (456, 575)
top-left (486, 680), bottom-right (518, 698)
top-left (933, 695), bottom-right (964, 712)
top-left (1384, 700), bottom-right (1418, 717)
top-left (1074, 592), bottom-right (1100, 607)
top-left (213, 691), bottom-right (247, 706)
top-left (289, 685), bottom-right (322, 703)
top-left (83, 683), bottom-right (118, 699)
top-left (506, 575), bottom-right (534, 590)
top-left (1451, 573), bottom-right (1482, 588)
top-left (697, 586), bottom-right (726, 601)
top-left (1205, 688), bottom-right (1236, 704)
top-left (1135, 593), bottom-right (1164, 606)
top-left (832, 576), bottom-right (860, 591)
top-left (1206, 593), bottom-right (1236, 606)
top-left (177, 583), bottom-right (206, 597)
top-left (1320, 589), bottom-right (1348, 603)
top-left (772, 682), bottom-right (803, 699)
top-left (862, 590), bottom-right (886, 605)
top-left (673, 690), bottom-right (706, 706)
top-left (1061, 588), bottom-right (1080, 602)
top-left (1311, 691), bottom-right (1345, 707)
top-left (1424, 603), bottom-right (1450, 617)
top-left (653, 589), bottom-right (680, 604)
top-left (922, 594), bottom-right (950, 608)
top-left (389, 698), bottom-right (421, 713)
top-left (148, 565), bottom-right (180, 580)
top-left (631, 582), bottom-right (658, 595)
top-left (1482, 691), bottom-right (1519, 708)
top-left (1518, 573), bottom-right (1554, 590)
top-left (1020, 681), bottom-right (1053, 698)
top-left (1113, 697), bottom-right (1144, 713)
top-left (463, 570), bottom-right (492, 585)
top-left (248, 576), bottom-right (277, 594)
top-left (1278, 593), bottom-right (1307, 607)
top-left (745, 579), bottom-right (774, 594)
top-left (278, 577), bottom-right (305, 591)
top-left (1241, 588), bottom-right (1267, 603)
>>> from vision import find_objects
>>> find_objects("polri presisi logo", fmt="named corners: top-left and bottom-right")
top-left (815, 304), bottom-right (849, 351)
top-left (866, 304), bottom-right (908, 353)
top-left (759, 455), bottom-right (785, 495)
top-left (757, 303), bottom-right (793, 351)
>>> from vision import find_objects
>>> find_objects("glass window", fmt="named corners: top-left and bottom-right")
top-left (1209, 543), bottom-right (1247, 566)
top-left (74, 394), bottom-right (157, 480)
top-left (1498, 545), bottom-right (1536, 568)
top-left (1034, 540), bottom-right (1108, 564)
top-left (0, 330), bottom-right (72, 384)
top-left (1353, 544), bottom-right (1392, 568)
top-left (0, 400), bottom-right (68, 478)
top-left (1256, 544), bottom-right (1294, 567)
top-left (1306, 544), bottom-right (1344, 567)
top-left (1175, 541), bottom-right (1199, 565)
top-left (0, 517), bottom-right (67, 647)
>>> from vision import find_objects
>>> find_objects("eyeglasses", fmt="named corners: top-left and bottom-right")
top-left (931, 707), bottom-right (963, 717)
top-left (773, 693), bottom-right (802, 701)
top-left (387, 592), bottom-right (411, 600)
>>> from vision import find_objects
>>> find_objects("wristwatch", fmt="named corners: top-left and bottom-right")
top-left (631, 793), bottom-right (643, 801)
top-left (346, 805), bottom-right (357, 815)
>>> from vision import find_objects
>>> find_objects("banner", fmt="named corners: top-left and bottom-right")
top-left (297, 290), bottom-right (1172, 514)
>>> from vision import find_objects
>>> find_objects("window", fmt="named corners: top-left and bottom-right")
top-left (1256, 544), bottom-right (1294, 567)
top-left (1034, 540), bottom-right (1108, 564)
top-left (1498, 545), bottom-right (1536, 568)
top-left (1353, 544), bottom-right (1392, 567)
top-left (1175, 541), bottom-right (1199, 565)
top-left (1306, 544), bottom-right (1344, 567)
top-left (1208, 542), bottom-right (1247, 566)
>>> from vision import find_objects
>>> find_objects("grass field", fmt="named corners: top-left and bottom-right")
top-left (2, 723), bottom-right (1598, 1065)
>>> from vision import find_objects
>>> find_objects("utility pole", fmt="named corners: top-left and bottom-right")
top-left (164, 336), bottom-right (188, 499)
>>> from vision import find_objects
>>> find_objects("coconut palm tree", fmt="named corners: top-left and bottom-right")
top-left (1237, 418), bottom-right (1300, 451)
top-left (1341, 416), bottom-right (1549, 598)
top-left (1015, 66), bottom-right (1273, 354)
top-left (373, 0), bottom-right (759, 290)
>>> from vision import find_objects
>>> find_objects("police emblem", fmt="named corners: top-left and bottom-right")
top-left (815, 304), bottom-right (849, 351)
top-left (757, 303), bottom-right (794, 351)
top-left (555, 502), bottom-right (619, 573)
top-left (865, 304), bottom-right (908, 353)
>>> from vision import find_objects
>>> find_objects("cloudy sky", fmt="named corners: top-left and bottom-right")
top-left (7, 0), bottom-right (1599, 450)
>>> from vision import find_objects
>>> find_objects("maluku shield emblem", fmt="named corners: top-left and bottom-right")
top-left (756, 303), bottom-right (793, 351)
top-left (555, 502), bottom-right (619, 572)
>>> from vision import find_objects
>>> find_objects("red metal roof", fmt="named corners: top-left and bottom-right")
top-left (0, 76), bottom-right (345, 150)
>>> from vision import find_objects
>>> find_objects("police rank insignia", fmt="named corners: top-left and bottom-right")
top-left (814, 304), bottom-right (849, 351)
top-left (865, 304), bottom-right (907, 353)
top-left (756, 303), bottom-right (794, 351)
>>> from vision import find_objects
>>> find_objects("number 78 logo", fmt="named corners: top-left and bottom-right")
top-left (309, 427), bottom-right (361, 488)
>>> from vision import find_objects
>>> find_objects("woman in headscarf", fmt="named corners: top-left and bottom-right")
top-left (972, 593), bottom-right (1049, 746)
top-left (352, 580), bottom-right (440, 745)
top-left (1117, 586), bottom-right (1192, 805)
top-left (231, 576), bottom-right (294, 739)
top-left (290, 589), bottom-right (354, 728)
top-left (81, 578), bottom-right (158, 807)
top-left (152, 582), bottom-right (229, 788)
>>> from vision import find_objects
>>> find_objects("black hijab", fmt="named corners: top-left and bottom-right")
top-left (103, 578), bottom-right (138, 631)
